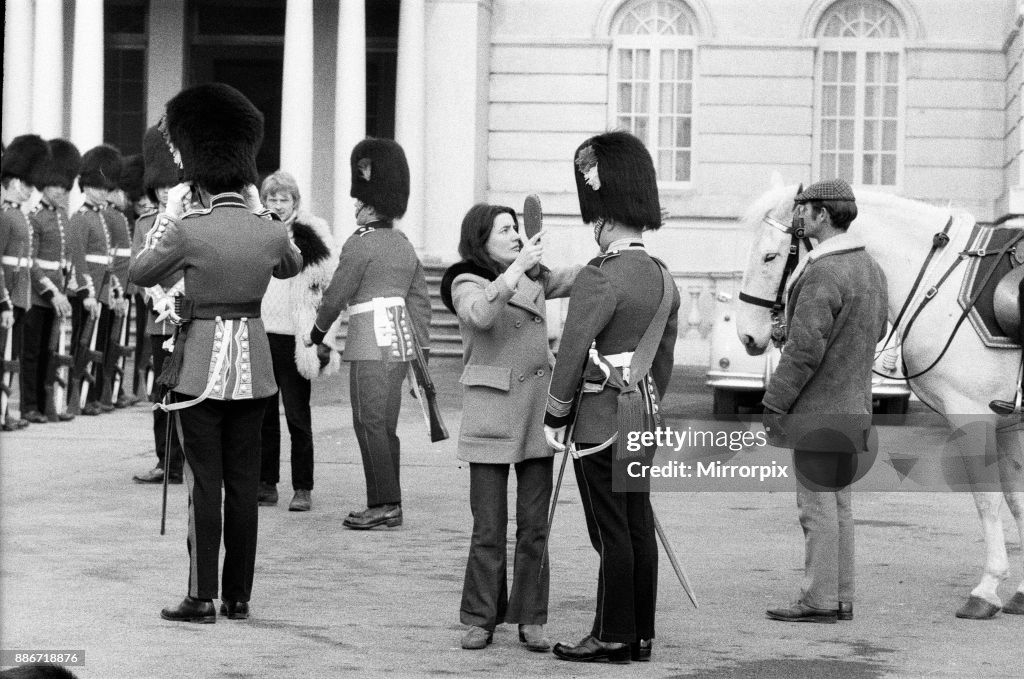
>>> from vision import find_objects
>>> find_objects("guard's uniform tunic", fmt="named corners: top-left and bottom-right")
top-left (544, 240), bottom-right (680, 644)
top-left (311, 221), bottom-right (431, 508)
top-left (1, 200), bottom-right (33, 415)
top-left (101, 202), bottom-right (133, 403)
top-left (130, 192), bottom-right (302, 602)
top-left (22, 197), bottom-right (73, 414)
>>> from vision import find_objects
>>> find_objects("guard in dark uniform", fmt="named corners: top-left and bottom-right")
top-left (544, 131), bottom-right (680, 663)
top-left (71, 145), bottom-right (124, 416)
top-left (23, 139), bottom-right (81, 423)
top-left (101, 172), bottom-right (135, 409)
top-left (308, 138), bottom-right (431, 530)
top-left (1, 135), bottom-right (50, 430)
top-left (131, 124), bottom-right (185, 485)
top-left (130, 83), bottom-right (302, 623)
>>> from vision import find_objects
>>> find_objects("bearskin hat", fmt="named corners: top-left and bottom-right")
top-left (1, 134), bottom-right (50, 187)
top-left (36, 139), bottom-right (82, 190)
top-left (573, 130), bottom-right (661, 231)
top-left (142, 124), bottom-right (180, 198)
top-left (350, 138), bottom-right (410, 220)
top-left (79, 144), bottom-right (123, 191)
top-left (120, 154), bottom-right (146, 203)
top-left (164, 83), bottom-right (263, 193)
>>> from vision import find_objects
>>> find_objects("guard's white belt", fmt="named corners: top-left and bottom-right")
top-left (603, 351), bottom-right (635, 368)
top-left (348, 297), bottom-right (405, 315)
top-left (33, 258), bottom-right (64, 271)
top-left (86, 254), bottom-right (111, 264)
top-left (1, 256), bottom-right (30, 267)
top-left (110, 248), bottom-right (132, 258)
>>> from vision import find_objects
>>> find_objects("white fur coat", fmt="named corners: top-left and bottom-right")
top-left (290, 212), bottom-right (341, 380)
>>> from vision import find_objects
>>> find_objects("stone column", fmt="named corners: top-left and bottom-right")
top-left (3, 0), bottom-right (35, 142)
top-left (334, 0), bottom-right (366, 228)
top-left (395, 0), bottom-right (426, 250)
top-left (280, 0), bottom-right (315, 201)
top-left (32, 0), bottom-right (65, 139)
top-left (70, 0), bottom-right (106, 148)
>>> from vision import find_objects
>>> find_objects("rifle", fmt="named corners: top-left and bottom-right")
top-left (0, 323), bottom-right (18, 426)
top-left (67, 304), bottom-right (104, 415)
top-left (101, 292), bottom-right (132, 408)
top-left (406, 317), bottom-right (448, 443)
top-left (44, 313), bottom-right (75, 422)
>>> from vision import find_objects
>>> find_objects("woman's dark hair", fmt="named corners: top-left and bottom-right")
top-left (457, 203), bottom-right (518, 275)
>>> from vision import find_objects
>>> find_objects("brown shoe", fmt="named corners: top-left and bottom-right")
top-left (343, 504), bottom-right (402, 529)
top-left (288, 489), bottom-right (312, 512)
top-left (766, 601), bottom-right (838, 623)
top-left (461, 626), bottom-right (493, 650)
top-left (257, 482), bottom-right (278, 506)
top-left (518, 624), bottom-right (550, 652)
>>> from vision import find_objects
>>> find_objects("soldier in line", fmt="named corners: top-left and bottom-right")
top-left (101, 159), bottom-right (136, 409)
top-left (544, 131), bottom-right (681, 664)
top-left (131, 83), bottom-right (302, 623)
top-left (1, 135), bottom-right (50, 430)
top-left (305, 138), bottom-right (432, 530)
top-left (131, 125), bottom-right (185, 485)
top-left (70, 145), bottom-right (124, 416)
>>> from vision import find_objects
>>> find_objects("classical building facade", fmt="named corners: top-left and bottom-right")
top-left (3, 0), bottom-right (1019, 363)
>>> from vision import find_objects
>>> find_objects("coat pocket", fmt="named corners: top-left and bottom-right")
top-left (459, 365), bottom-right (514, 440)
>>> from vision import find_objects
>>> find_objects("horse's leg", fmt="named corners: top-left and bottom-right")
top-left (996, 422), bottom-right (1024, 613)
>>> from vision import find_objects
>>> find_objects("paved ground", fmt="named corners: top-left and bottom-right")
top-left (1, 359), bottom-right (1023, 678)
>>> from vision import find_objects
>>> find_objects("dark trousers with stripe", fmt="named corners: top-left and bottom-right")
top-left (151, 335), bottom-right (182, 474)
top-left (20, 305), bottom-right (54, 413)
top-left (349, 359), bottom-right (405, 507)
top-left (174, 394), bottom-right (268, 601)
top-left (573, 445), bottom-right (658, 644)
top-left (460, 457), bottom-right (553, 631)
top-left (85, 304), bottom-right (113, 406)
top-left (260, 333), bottom-right (314, 490)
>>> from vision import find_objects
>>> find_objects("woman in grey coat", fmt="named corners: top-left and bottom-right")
top-left (441, 203), bottom-right (578, 652)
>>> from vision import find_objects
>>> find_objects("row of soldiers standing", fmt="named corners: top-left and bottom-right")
top-left (0, 130), bottom-right (177, 430)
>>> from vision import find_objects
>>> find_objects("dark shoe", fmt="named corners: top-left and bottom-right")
top-left (955, 595), bottom-right (1000, 619)
top-left (219, 600), bottom-right (250, 620)
top-left (22, 410), bottom-right (47, 424)
top-left (99, 402), bottom-right (115, 413)
top-left (47, 411), bottom-right (75, 422)
top-left (288, 489), bottom-right (312, 512)
top-left (552, 635), bottom-right (631, 663)
top-left (989, 399), bottom-right (1017, 415)
top-left (257, 482), bottom-right (278, 506)
top-left (343, 504), bottom-right (402, 529)
top-left (115, 393), bottom-right (138, 408)
top-left (461, 626), bottom-right (493, 650)
top-left (1002, 592), bottom-right (1024, 615)
top-left (81, 402), bottom-right (103, 416)
top-left (766, 601), bottom-right (838, 624)
top-left (838, 601), bottom-right (853, 621)
top-left (518, 624), bottom-right (551, 652)
top-left (630, 639), bottom-right (652, 661)
top-left (161, 596), bottom-right (215, 623)
top-left (3, 415), bottom-right (29, 430)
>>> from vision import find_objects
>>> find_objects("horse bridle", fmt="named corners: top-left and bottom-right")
top-left (738, 210), bottom-right (813, 346)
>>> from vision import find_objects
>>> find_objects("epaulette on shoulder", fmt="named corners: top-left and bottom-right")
top-left (78, 203), bottom-right (101, 214)
top-left (355, 225), bottom-right (376, 237)
top-left (592, 251), bottom-right (619, 267)
top-left (254, 207), bottom-right (281, 221)
top-left (137, 207), bottom-right (159, 219)
top-left (181, 205), bottom-right (213, 220)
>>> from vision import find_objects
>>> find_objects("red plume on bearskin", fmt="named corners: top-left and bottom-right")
top-left (79, 144), bottom-right (123, 191)
top-left (1, 134), bottom-right (50, 187)
top-left (164, 83), bottom-right (263, 194)
top-left (349, 138), bottom-right (410, 220)
top-left (573, 130), bottom-right (661, 231)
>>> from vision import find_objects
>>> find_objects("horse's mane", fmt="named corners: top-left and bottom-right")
top-left (739, 184), bottom-right (799, 231)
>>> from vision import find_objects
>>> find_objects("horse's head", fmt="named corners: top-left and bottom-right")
top-left (736, 184), bottom-right (803, 355)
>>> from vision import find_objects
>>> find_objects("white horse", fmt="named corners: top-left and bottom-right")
top-left (736, 183), bottom-right (1024, 618)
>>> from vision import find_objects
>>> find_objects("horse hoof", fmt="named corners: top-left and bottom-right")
top-left (955, 596), bottom-right (1000, 619)
top-left (1001, 592), bottom-right (1024, 615)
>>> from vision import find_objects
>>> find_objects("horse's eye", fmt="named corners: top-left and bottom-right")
top-left (763, 253), bottom-right (778, 263)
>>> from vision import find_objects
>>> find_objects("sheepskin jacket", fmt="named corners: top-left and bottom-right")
top-left (280, 212), bottom-right (339, 380)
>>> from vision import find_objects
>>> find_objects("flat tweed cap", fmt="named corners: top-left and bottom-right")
top-left (795, 178), bottom-right (855, 203)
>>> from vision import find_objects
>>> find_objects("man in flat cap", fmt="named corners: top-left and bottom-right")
top-left (1, 134), bottom-right (50, 429)
top-left (762, 177), bottom-right (887, 624)
top-left (306, 137), bottom-right (431, 530)
top-left (543, 130), bottom-right (680, 663)
top-left (130, 82), bottom-right (301, 623)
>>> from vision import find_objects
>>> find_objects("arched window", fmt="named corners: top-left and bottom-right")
top-left (611, 0), bottom-right (698, 184)
top-left (815, 0), bottom-right (905, 187)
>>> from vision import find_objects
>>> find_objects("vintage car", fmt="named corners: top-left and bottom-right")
top-left (706, 281), bottom-right (911, 416)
